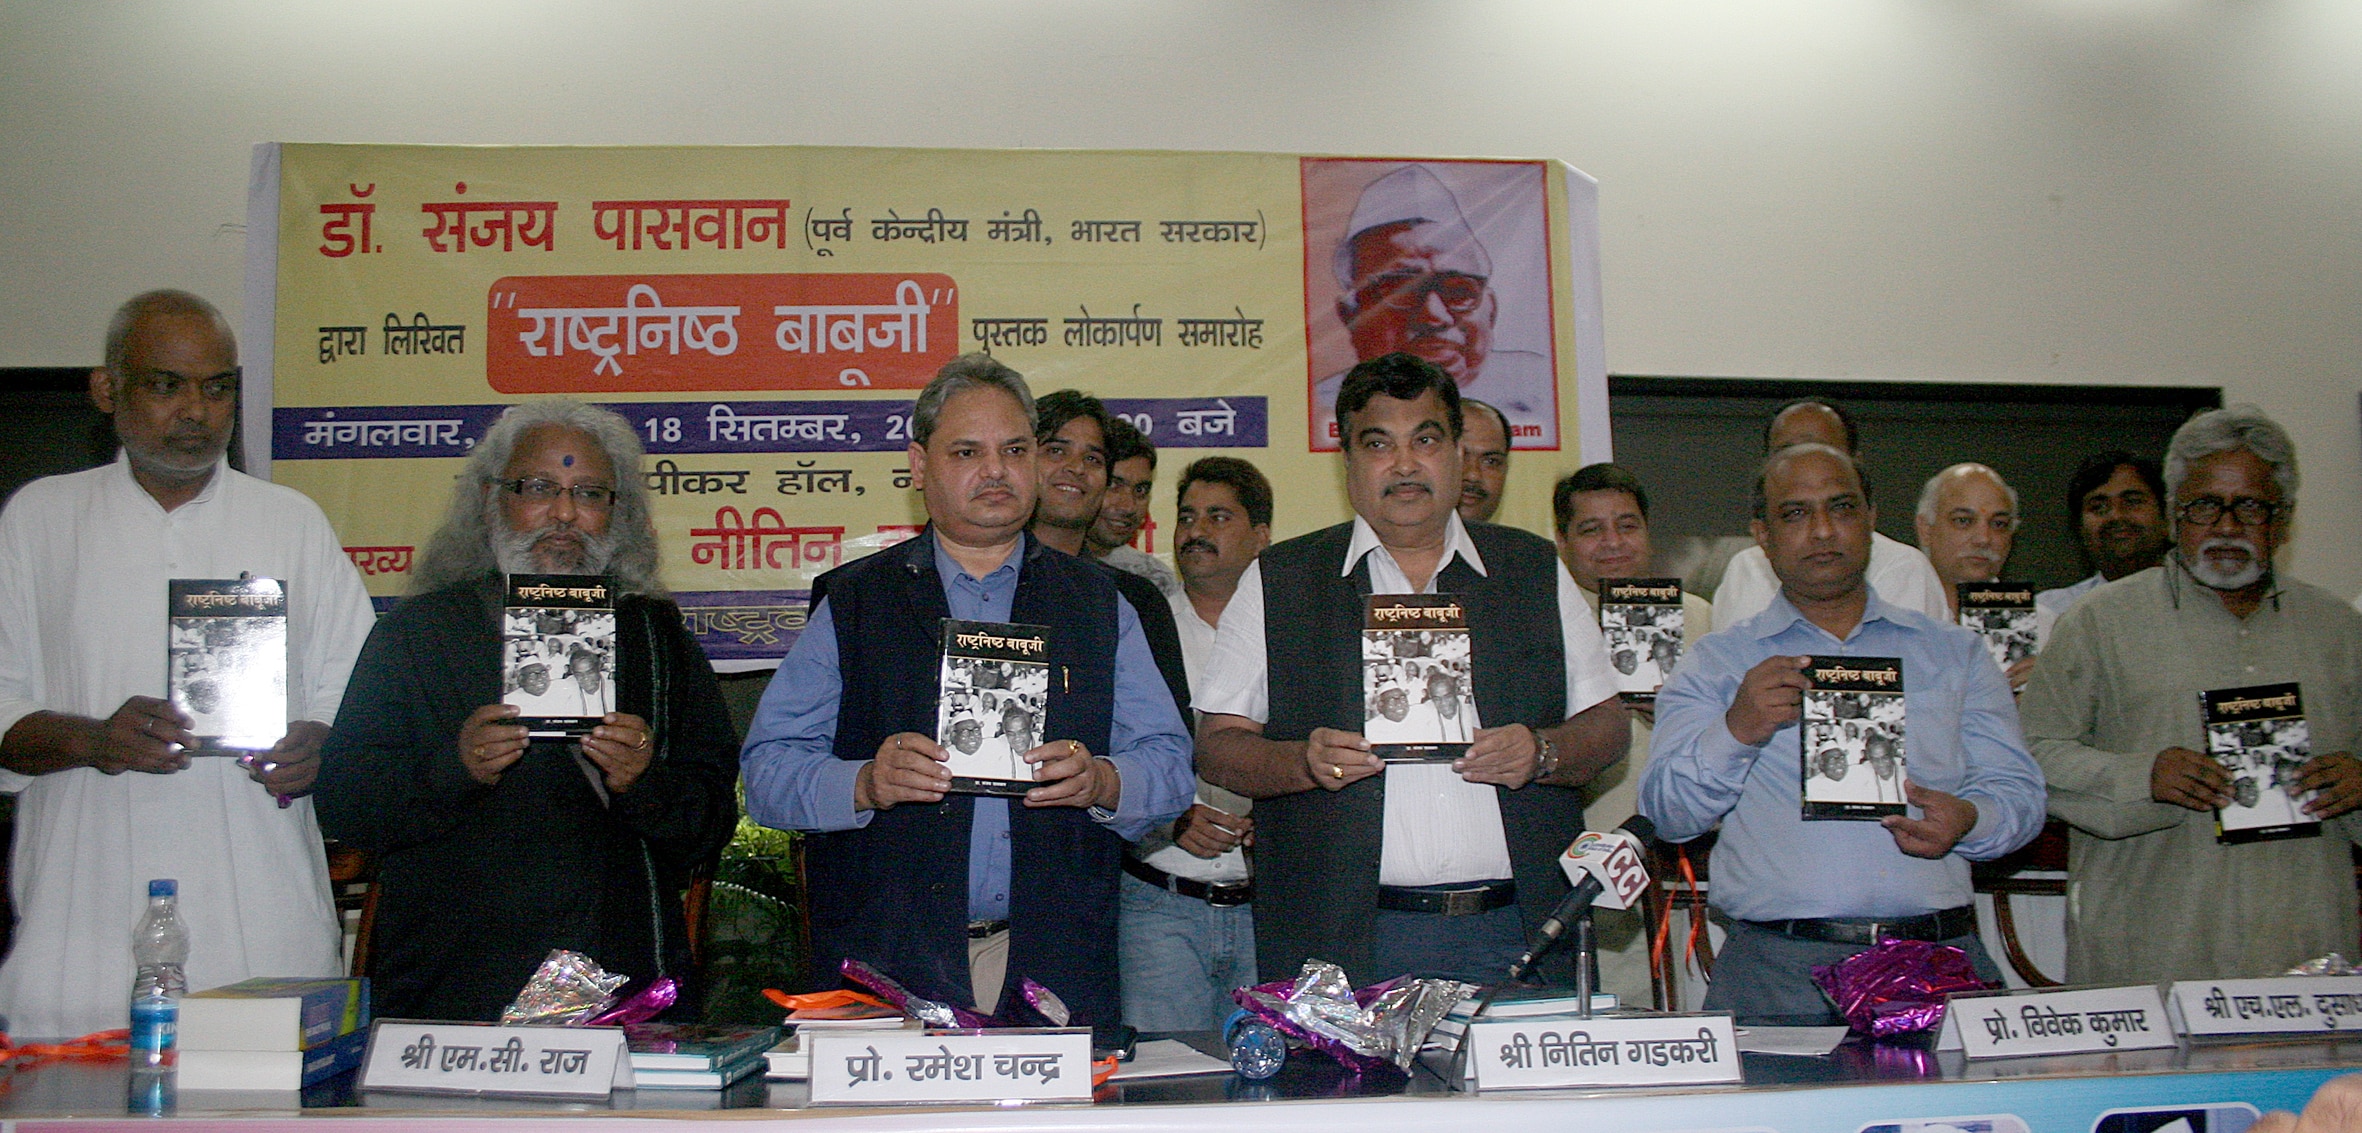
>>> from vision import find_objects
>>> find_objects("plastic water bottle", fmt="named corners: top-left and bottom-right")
top-left (129, 878), bottom-right (188, 1069)
top-left (1223, 1009), bottom-right (1286, 1080)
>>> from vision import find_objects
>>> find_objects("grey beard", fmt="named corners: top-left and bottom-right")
top-left (494, 521), bottom-right (619, 577)
top-left (2181, 540), bottom-right (2266, 591)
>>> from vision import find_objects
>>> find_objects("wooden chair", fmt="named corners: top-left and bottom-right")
top-left (1642, 831), bottom-right (1715, 1012)
top-left (323, 840), bottom-right (380, 978)
top-left (1969, 819), bottom-right (2069, 988)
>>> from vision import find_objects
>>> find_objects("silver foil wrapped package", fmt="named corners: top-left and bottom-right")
top-left (839, 958), bottom-right (994, 1029)
top-left (2286, 953), bottom-right (2358, 976)
top-left (501, 949), bottom-right (630, 1026)
top-left (1231, 960), bottom-right (1472, 1073)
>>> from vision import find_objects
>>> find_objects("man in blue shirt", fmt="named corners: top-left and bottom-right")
top-left (1641, 443), bottom-right (2044, 1025)
top-left (741, 355), bottom-right (1193, 1023)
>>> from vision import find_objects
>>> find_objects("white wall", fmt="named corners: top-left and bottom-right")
top-left (5, 0), bottom-right (2358, 591)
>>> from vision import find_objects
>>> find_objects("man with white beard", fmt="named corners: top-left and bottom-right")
top-left (316, 401), bottom-right (740, 1021)
top-left (2020, 405), bottom-right (2362, 984)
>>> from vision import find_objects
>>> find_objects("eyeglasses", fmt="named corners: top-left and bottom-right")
top-left (126, 368), bottom-right (241, 403)
top-left (495, 478), bottom-right (615, 509)
top-left (2176, 496), bottom-right (2278, 528)
top-left (1350, 271), bottom-right (1488, 314)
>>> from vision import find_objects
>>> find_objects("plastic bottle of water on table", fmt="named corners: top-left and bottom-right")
top-left (129, 878), bottom-right (188, 1069)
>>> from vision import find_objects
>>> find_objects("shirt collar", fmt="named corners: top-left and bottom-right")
top-left (1341, 511), bottom-right (1488, 579)
top-left (110, 450), bottom-right (228, 514)
top-left (1750, 581), bottom-right (1901, 643)
top-left (929, 525), bottom-right (1025, 585)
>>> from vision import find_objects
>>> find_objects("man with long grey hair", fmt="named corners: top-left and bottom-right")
top-left (2022, 404), bottom-right (2362, 984)
top-left (317, 399), bottom-right (739, 1020)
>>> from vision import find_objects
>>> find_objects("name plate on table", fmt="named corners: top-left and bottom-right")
top-left (806, 1028), bottom-right (1092, 1105)
top-left (1466, 1013), bottom-right (1740, 1090)
top-left (2169, 975), bottom-right (2362, 1036)
top-left (359, 1021), bottom-right (631, 1098)
top-left (1937, 986), bottom-right (2174, 1058)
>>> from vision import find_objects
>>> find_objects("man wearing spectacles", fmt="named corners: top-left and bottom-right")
top-left (2022, 405), bottom-right (2362, 985)
top-left (0, 290), bottom-right (378, 1038)
top-left (1311, 164), bottom-right (1556, 451)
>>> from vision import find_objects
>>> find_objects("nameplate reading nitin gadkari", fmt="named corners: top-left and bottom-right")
top-left (2169, 975), bottom-right (2362, 1037)
top-left (1468, 1013), bottom-right (1740, 1090)
top-left (1939, 985), bottom-right (2174, 1059)
top-left (806, 1028), bottom-right (1093, 1105)
top-left (358, 1020), bottom-right (631, 1098)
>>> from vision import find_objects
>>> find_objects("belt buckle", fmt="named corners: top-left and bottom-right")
top-left (1206, 885), bottom-right (1250, 908)
top-left (1442, 888), bottom-right (1486, 917)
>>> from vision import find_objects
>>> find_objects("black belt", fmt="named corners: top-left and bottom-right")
top-left (966, 919), bottom-right (1009, 939)
top-left (1744, 905), bottom-right (1977, 945)
top-left (1123, 856), bottom-right (1254, 907)
top-left (1375, 880), bottom-right (1517, 917)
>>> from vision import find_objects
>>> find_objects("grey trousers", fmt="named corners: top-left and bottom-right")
top-left (1701, 918), bottom-right (2003, 1027)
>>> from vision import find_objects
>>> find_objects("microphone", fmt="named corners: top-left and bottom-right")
top-left (1504, 815), bottom-right (1657, 981)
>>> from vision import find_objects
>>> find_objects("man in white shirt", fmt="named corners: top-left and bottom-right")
top-left (2033, 452), bottom-right (2169, 647)
top-left (1456, 399), bottom-right (1511, 525)
top-left (1199, 353), bottom-right (1627, 986)
top-left (0, 291), bottom-right (376, 1038)
top-left (1713, 400), bottom-right (1947, 627)
top-left (1914, 464), bottom-right (2033, 688)
top-left (1087, 416), bottom-right (1181, 600)
top-left (1122, 456), bottom-right (1272, 1029)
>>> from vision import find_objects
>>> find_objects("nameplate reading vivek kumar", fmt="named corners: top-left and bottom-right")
top-left (1937, 986), bottom-right (2175, 1059)
top-left (806, 1029), bottom-right (1094, 1105)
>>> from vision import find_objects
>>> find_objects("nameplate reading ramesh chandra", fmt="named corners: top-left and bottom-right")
top-left (806, 1028), bottom-right (1093, 1105)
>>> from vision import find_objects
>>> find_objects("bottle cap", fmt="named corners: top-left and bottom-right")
top-left (148, 879), bottom-right (176, 898)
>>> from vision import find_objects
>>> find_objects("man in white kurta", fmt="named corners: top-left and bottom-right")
top-left (0, 291), bottom-right (375, 1038)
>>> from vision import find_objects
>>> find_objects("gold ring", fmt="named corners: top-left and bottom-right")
top-left (1070, 740), bottom-right (1081, 756)
top-left (474, 745), bottom-right (485, 758)
top-left (636, 734), bottom-right (651, 751)
top-left (1331, 764), bottom-right (1345, 780)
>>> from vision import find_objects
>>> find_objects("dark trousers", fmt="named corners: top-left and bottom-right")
top-left (1703, 918), bottom-right (2003, 1027)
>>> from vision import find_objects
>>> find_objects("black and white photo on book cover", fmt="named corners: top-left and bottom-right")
top-left (1799, 655), bottom-right (1907, 820)
top-left (1363, 594), bottom-right (1474, 762)
top-left (936, 619), bottom-right (1051, 796)
top-left (2202, 682), bottom-right (2320, 845)
top-left (1597, 577), bottom-right (1685, 700)
top-left (167, 577), bottom-right (287, 752)
top-left (502, 574), bottom-right (617, 737)
top-left (1956, 582), bottom-right (2037, 671)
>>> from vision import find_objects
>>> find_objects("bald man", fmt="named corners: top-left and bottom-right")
top-left (1914, 464), bottom-right (2018, 619)
top-left (1711, 400), bottom-right (1948, 628)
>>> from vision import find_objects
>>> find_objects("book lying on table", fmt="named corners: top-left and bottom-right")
top-left (1597, 577), bottom-right (1687, 702)
top-left (1363, 594), bottom-right (1475, 763)
top-left (178, 1028), bottom-right (368, 1091)
top-left (502, 574), bottom-right (619, 738)
top-left (167, 577), bottom-right (287, 752)
top-left (1799, 656), bottom-right (1907, 820)
top-left (624, 1023), bottom-right (782, 1072)
top-left (180, 976), bottom-right (370, 1052)
top-left (2203, 681), bottom-right (2321, 845)
top-left (1956, 582), bottom-right (2037, 673)
top-left (936, 619), bottom-right (1052, 796)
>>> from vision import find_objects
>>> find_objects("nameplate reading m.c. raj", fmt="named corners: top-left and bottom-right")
top-left (2168, 975), bottom-right (2362, 1037)
top-left (1937, 985), bottom-right (2174, 1059)
top-left (806, 1028), bottom-right (1092, 1105)
top-left (359, 1021), bottom-right (631, 1098)
top-left (1466, 1013), bottom-right (1740, 1090)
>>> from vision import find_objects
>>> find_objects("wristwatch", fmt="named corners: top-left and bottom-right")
top-left (1532, 732), bottom-right (1559, 784)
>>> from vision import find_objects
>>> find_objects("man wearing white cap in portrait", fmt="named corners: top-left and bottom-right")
top-left (1313, 164), bottom-right (1556, 451)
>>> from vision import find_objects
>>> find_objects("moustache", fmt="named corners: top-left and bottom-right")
top-left (1177, 538), bottom-right (1218, 557)
top-left (1460, 482), bottom-right (1493, 501)
top-left (1383, 478), bottom-right (1433, 497)
top-left (968, 477), bottom-right (1013, 499)
top-left (2199, 535), bottom-right (2257, 558)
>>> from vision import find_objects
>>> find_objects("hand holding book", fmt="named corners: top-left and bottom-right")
top-left (2294, 752), bottom-right (2362, 819)
top-left (1880, 781), bottom-right (1978, 859)
top-left (459, 703), bottom-right (532, 785)
top-left (2151, 745), bottom-right (2233, 811)
top-left (578, 712), bottom-right (656, 794)
top-left (1021, 739), bottom-right (1118, 810)
top-left (1303, 727), bottom-right (1381, 791)
top-left (857, 732), bottom-right (953, 811)
top-left (1725, 655), bottom-right (1811, 747)
top-left (93, 695), bottom-right (195, 774)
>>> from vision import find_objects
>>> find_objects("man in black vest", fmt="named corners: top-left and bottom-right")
top-left (741, 355), bottom-right (1194, 1023)
top-left (1197, 352), bottom-right (1629, 986)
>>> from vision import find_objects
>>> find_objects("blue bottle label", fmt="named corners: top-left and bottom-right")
top-left (129, 998), bottom-right (177, 1054)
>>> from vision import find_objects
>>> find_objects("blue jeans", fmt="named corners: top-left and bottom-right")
top-left (1118, 871), bottom-right (1258, 1031)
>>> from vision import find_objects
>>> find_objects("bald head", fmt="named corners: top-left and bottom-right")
top-left (1766, 401), bottom-right (1854, 455)
top-left (1914, 463), bottom-right (2017, 602)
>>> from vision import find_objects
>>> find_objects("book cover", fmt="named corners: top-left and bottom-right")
top-left (629, 1052), bottom-right (768, 1090)
top-left (167, 577), bottom-right (287, 752)
top-left (182, 976), bottom-right (370, 1051)
top-left (1799, 655), bottom-right (1908, 820)
top-left (936, 619), bottom-right (1052, 796)
top-left (177, 1027), bottom-right (369, 1091)
top-left (2202, 682), bottom-right (2321, 845)
top-left (1363, 595), bottom-right (1476, 763)
top-left (1598, 577), bottom-right (1687, 701)
top-left (502, 574), bottom-right (618, 738)
top-left (1957, 582), bottom-right (2038, 672)
top-left (624, 1023), bottom-right (782, 1072)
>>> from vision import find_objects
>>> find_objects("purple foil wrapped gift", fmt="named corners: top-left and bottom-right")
top-left (1811, 938), bottom-right (1989, 1037)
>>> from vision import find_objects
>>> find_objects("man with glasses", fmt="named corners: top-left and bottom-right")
top-left (2021, 406), bottom-right (2362, 984)
top-left (0, 291), bottom-right (377, 1038)
top-left (317, 400), bottom-right (739, 1020)
top-left (1311, 165), bottom-right (1554, 450)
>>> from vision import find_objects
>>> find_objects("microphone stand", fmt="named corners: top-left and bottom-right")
top-left (1573, 910), bottom-right (1596, 1020)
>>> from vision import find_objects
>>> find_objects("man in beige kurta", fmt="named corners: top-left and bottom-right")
top-left (2019, 406), bottom-right (2362, 985)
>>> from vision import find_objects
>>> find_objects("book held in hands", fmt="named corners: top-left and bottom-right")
top-left (1799, 655), bottom-right (1907, 820)
top-left (936, 619), bottom-right (1052, 796)
top-left (1363, 594), bottom-right (1475, 763)
top-left (502, 574), bottom-right (618, 738)
top-left (1956, 582), bottom-right (2038, 672)
top-left (167, 577), bottom-right (287, 752)
top-left (2202, 681), bottom-right (2320, 845)
top-left (1597, 578), bottom-right (1686, 701)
